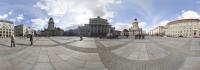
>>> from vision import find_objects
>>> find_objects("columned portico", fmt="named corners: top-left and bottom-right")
top-left (84, 16), bottom-right (112, 37)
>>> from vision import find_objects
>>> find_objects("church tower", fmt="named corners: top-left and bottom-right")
top-left (132, 18), bottom-right (139, 30)
top-left (48, 17), bottom-right (55, 30)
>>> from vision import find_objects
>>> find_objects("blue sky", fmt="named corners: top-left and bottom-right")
top-left (0, 0), bottom-right (200, 31)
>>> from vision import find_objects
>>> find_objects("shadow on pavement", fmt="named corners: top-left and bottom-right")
top-left (0, 43), bottom-right (10, 47)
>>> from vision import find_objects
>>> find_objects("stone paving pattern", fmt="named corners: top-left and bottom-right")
top-left (0, 36), bottom-right (200, 70)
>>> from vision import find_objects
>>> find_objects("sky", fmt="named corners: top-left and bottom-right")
top-left (1, 0), bottom-right (200, 32)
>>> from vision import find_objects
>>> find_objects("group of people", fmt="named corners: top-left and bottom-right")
top-left (135, 34), bottom-right (145, 39)
top-left (10, 34), bottom-right (34, 48)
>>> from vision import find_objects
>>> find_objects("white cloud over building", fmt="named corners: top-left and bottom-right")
top-left (33, 0), bottom-right (121, 30)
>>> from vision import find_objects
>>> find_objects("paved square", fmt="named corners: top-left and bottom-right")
top-left (0, 36), bottom-right (200, 70)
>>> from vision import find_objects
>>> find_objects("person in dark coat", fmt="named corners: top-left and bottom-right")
top-left (80, 34), bottom-right (83, 41)
top-left (139, 34), bottom-right (141, 39)
top-left (10, 34), bottom-right (15, 48)
top-left (142, 34), bottom-right (145, 39)
top-left (30, 34), bottom-right (33, 45)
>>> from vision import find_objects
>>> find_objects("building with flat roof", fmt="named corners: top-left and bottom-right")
top-left (15, 24), bottom-right (34, 37)
top-left (165, 19), bottom-right (200, 37)
top-left (0, 20), bottom-right (14, 38)
top-left (84, 16), bottom-right (112, 37)
top-left (150, 26), bottom-right (167, 36)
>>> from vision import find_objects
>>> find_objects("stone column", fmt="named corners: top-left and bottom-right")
top-left (96, 25), bottom-right (98, 34)
top-left (91, 25), bottom-right (94, 36)
top-left (100, 25), bottom-right (102, 33)
top-left (2, 29), bottom-right (4, 38)
top-left (103, 25), bottom-right (104, 33)
top-left (4, 29), bottom-right (6, 38)
top-left (89, 25), bottom-right (92, 36)
top-left (103, 25), bottom-right (105, 33)
top-left (96, 25), bottom-right (97, 35)
top-left (1, 27), bottom-right (3, 37)
top-left (99, 25), bottom-right (101, 33)
top-left (96, 25), bottom-right (99, 34)
top-left (102, 25), bottom-right (104, 33)
top-left (8, 29), bottom-right (10, 37)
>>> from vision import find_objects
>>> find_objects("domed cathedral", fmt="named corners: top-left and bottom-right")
top-left (47, 17), bottom-right (55, 30)
top-left (130, 18), bottom-right (143, 35)
top-left (131, 18), bottom-right (139, 30)
top-left (41, 17), bottom-right (64, 36)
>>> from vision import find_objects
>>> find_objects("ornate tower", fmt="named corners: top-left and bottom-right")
top-left (132, 18), bottom-right (139, 30)
top-left (48, 17), bottom-right (55, 30)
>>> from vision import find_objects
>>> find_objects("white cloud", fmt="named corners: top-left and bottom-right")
top-left (113, 22), bottom-right (131, 31)
top-left (153, 20), bottom-right (170, 28)
top-left (9, 19), bottom-right (16, 23)
top-left (34, 0), bottom-right (69, 16)
top-left (139, 22), bottom-right (147, 28)
top-left (8, 11), bottom-right (13, 15)
top-left (178, 10), bottom-right (200, 19)
top-left (139, 21), bottom-right (149, 31)
top-left (149, 10), bottom-right (200, 32)
top-left (16, 14), bottom-right (24, 20)
top-left (0, 10), bottom-right (13, 20)
top-left (31, 18), bottom-right (49, 30)
top-left (34, 0), bottom-right (121, 30)
top-left (0, 14), bottom-right (8, 19)
top-left (148, 20), bottom-right (170, 32)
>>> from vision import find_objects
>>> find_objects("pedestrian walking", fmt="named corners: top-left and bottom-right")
top-left (30, 34), bottom-right (33, 46)
top-left (10, 34), bottom-right (15, 48)
top-left (80, 34), bottom-right (83, 41)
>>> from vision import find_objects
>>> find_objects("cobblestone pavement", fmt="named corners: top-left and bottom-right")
top-left (0, 36), bottom-right (199, 70)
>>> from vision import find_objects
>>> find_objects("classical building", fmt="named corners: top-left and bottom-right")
top-left (129, 18), bottom-right (143, 36)
top-left (114, 30), bottom-right (121, 36)
top-left (0, 20), bottom-right (14, 38)
top-left (84, 16), bottom-right (112, 37)
top-left (47, 18), bottom-right (55, 30)
top-left (41, 17), bottom-right (64, 36)
top-left (15, 24), bottom-right (34, 37)
top-left (165, 19), bottom-right (200, 37)
top-left (122, 29), bottom-right (129, 36)
top-left (150, 26), bottom-right (167, 36)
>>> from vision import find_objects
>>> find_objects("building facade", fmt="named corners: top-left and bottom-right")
top-left (129, 18), bottom-right (143, 36)
top-left (15, 24), bottom-right (34, 37)
top-left (150, 26), bottom-right (166, 36)
top-left (0, 20), bottom-right (14, 38)
top-left (84, 16), bottom-right (112, 37)
top-left (48, 18), bottom-right (55, 30)
top-left (165, 19), bottom-right (200, 37)
top-left (122, 29), bottom-right (129, 36)
top-left (41, 17), bottom-right (64, 36)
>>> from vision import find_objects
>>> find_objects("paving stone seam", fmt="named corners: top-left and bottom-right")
top-left (96, 38), bottom-right (186, 70)
top-left (30, 47), bottom-right (42, 70)
top-left (149, 37), bottom-right (192, 56)
top-left (47, 51), bottom-right (57, 70)
top-left (149, 38), bottom-right (188, 70)
top-left (49, 37), bottom-right (99, 53)
top-left (48, 47), bottom-right (81, 69)
top-left (6, 47), bottom-right (38, 70)
top-left (0, 38), bottom-right (41, 58)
